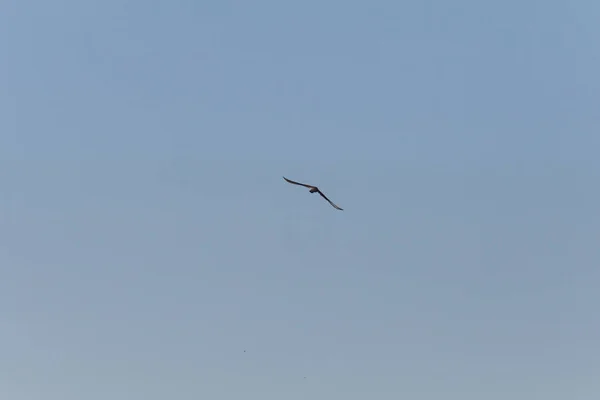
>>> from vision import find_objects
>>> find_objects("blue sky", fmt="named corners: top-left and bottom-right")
top-left (1, 1), bottom-right (599, 399)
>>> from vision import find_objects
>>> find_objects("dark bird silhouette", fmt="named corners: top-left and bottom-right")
top-left (283, 176), bottom-right (343, 210)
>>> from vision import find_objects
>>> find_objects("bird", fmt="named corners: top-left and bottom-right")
top-left (283, 176), bottom-right (343, 210)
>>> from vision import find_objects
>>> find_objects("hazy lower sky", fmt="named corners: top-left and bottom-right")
top-left (2, 1), bottom-right (599, 399)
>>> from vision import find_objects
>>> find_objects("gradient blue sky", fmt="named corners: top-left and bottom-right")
top-left (2, 1), bottom-right (599, 399)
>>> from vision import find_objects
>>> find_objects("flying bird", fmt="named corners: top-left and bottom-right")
top-left (283, 176), bottom-right (343, 210)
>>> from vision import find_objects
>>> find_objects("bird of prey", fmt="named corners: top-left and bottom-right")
top-left (283, 176), bottom-right (343, 210)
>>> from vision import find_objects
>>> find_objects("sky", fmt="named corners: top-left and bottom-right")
top-left (1, 1), bottom-right (599, 399)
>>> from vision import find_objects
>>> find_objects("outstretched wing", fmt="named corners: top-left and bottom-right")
top-left (317, 190), bottom-right (343, 210)
top-left (283, 176), bottom-right (316, 189)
